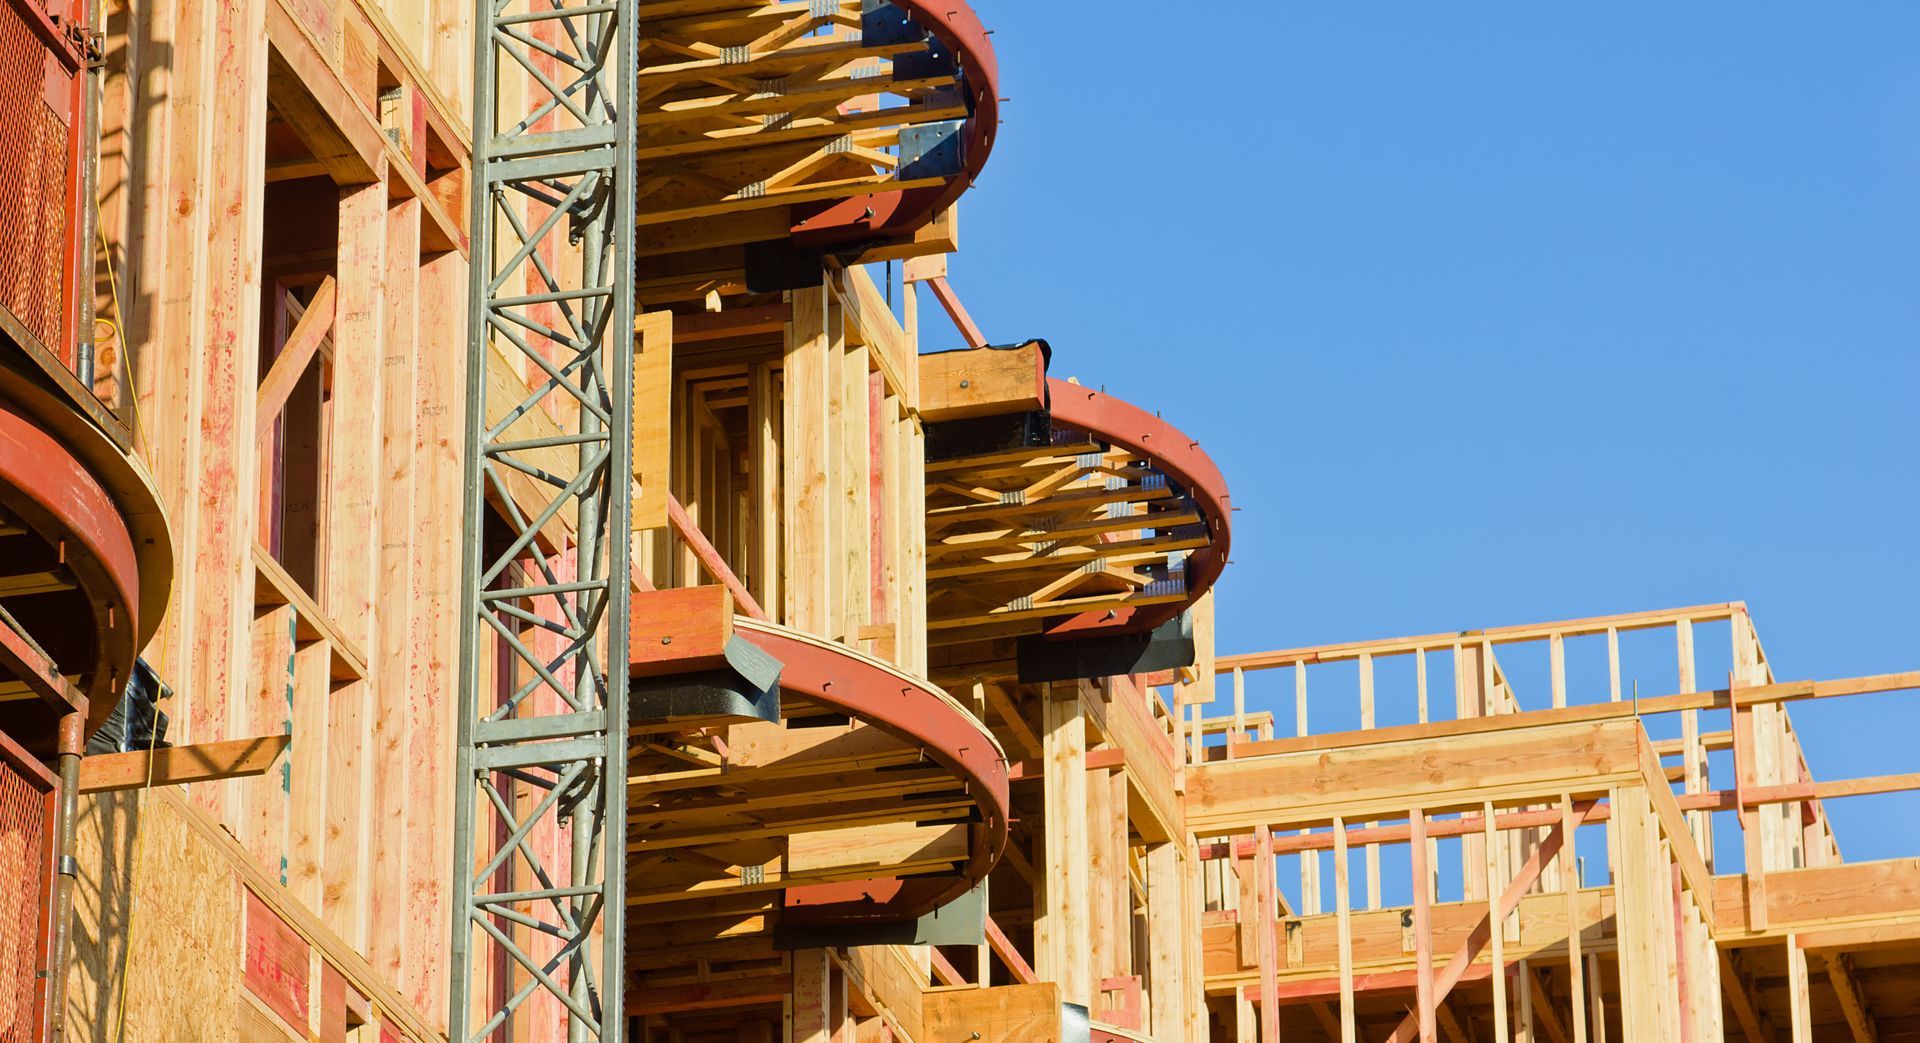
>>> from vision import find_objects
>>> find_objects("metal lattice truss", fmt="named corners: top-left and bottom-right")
top-left (450, 0), bottom-right (634, 1035)
top-left (632, 0), bottom-right (976, 232)
top-left (923, 432), bottom-right (1211, 646)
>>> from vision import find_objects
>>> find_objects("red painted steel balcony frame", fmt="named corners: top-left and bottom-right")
top-left (730, 618), bottom-right (1008, 925)
top-left (0, 366), bottom-right (171, 752)
top-left (789, 0), bottom-right (999, 249)
top-left (1041, 377), bottom-right (1233, 640)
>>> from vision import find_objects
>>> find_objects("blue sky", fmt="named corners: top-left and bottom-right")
top-left (939, 5), bottom-right (1920, 873)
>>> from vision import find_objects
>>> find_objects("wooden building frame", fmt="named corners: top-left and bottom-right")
top-left (7, 0), bottom-right (1914, 1041)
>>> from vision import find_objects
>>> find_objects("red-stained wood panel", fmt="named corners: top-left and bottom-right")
top-left (629, 585), bottom-right (734, 678)
top-left (319, 960), bottom-right (347, 1043)
top-left (245, 890), bottom-right (312, 1033)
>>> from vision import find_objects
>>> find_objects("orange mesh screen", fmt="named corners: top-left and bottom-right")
top-left (0, 0), bottom-right (77, 360)
top-left (0, 743), bottom-right (51, 1041)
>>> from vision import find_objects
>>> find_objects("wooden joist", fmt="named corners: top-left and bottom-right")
top-left (78, 735), bottom-right (291, 793)
top-left (252, 544), bottom-right (369, 680)
top-left (265, 0), bottom-right (385, 185)
top-left (0, 603), bottom-right (84, 712)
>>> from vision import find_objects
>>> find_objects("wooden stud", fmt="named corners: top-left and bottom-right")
top-left (1606, 627), bottom-right (1621, 702)
top-left (1587, 953), bottom-right (1607, 1043)
top-left (1255, 822), bottom-right (1280, 1043)
top-left (369, 193), bottom-right (420, 991)
top-left (1335, 817), bottom-right (1355, 1043)
top-left (746, 361), bottom-right (781, 616)
top-left (1612, 785), bottom-right (1669, 1042)
top-left (1416, 648), bottom-right (1429, 724)
top-left (1786, 936), bottom-right (1812, 1043)
top-left (794, 949), bottom-right (832, 1043)
top-left (1230, 666), bottom-right (1246, 758)
top-left (1088, 765), bottom-right (1122, 988)
top-left (783, 279), bottom-right (833, 633)
top-left (1486, 801), bottom-right (1508, 1043)
top-left (1361, 653), bottom-right (1380, 908)
top-left (633, 310), bottom-right (674, 532)
top-left (1563, 795), bottom-right (1587, 1043)
top-left (1550, 633), bottom-right (1566, 709)
top-left (1359, 651), bottom-right (1375, 729)
top-left (836, 297), bottom-right (869, 645)
top-left (1042, 681), bottom-right (1092, 1006)
top-left (1410, 807), bottom-right (1436, 1043)
top-left (406, 244), bottom-right (464, 1019)
top-left (1235, 989), bottom-right (1256, 1043)
top-left (1145, 842), bottom-right (1186, 1036)
top-left (1518, 958), bottom-right (1536, 1043)
top-left (1295, 660), bottom-right (1308, 737)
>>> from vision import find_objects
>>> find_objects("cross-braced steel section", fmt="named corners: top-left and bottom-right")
top-left (451, 0), bottom-right (635, 1035)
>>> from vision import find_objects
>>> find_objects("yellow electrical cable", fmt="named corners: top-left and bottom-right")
top-left (93, 197), bottom-right (148, 456)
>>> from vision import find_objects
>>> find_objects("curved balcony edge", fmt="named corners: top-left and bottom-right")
top-left (789, 0), bottom-right (1000, 249)
top-left (0, 358), bottom-right (174, 742)
top-left (731, 617), bottom-right (1010, 925)
top-left (1042, 376), bottom-right (1234, 639)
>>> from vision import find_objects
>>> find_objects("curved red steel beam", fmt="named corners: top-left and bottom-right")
top-left (731, 618), bottom-right (1009, 925)
top-left (1043, 377), bottom-right (1234, 639)
top-left (790, 0), bottom-right (999, 248)
top-left (0, 400), bottom-right (140, 733)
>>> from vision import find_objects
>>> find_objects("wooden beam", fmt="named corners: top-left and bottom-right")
top-left (629, 974), bottom-right (793, 1016)
top-left (256, 277), bottom-right (337, 440)
top-left (265, 0), bottom-right (384, 184)
top-left (1246, 962), bottom-right (1499, 1004)
top-left (1719, 949), bottom-right (1774, 1043)
top-left (628, 585), bottom-right (735, 678)
top-left (1188, 719), bottom-right (1638, 834)
top-left (666, 493), bottom-right (766, 620)
top-left (1526, 964), bottom-right (1572, 1043)
top-left (923, 276), bottom-right (986, 349)
top-left (78, 735), bottom-right (291, 793)
top-left (916, 341), bottom-right (1045, 423)
top-left (252, 544), bottom-right (369, 680)
top-left (670, 303), bottom-right (789, 344)
top-left (985, 913), bottom-right (1037, 985)
top-left (1216, 604), bottom-right (1746, 673)
top-left (0, 605), bottom-right (83, 712)
top-left (833, 266), bottom-right (914, 406)
top-left (928, 948), bottom-right (965, 988)
top-left (983, 682), bottom-right (1042, 761)
top-left (1824, 952), bottom-right (1879, 1043)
